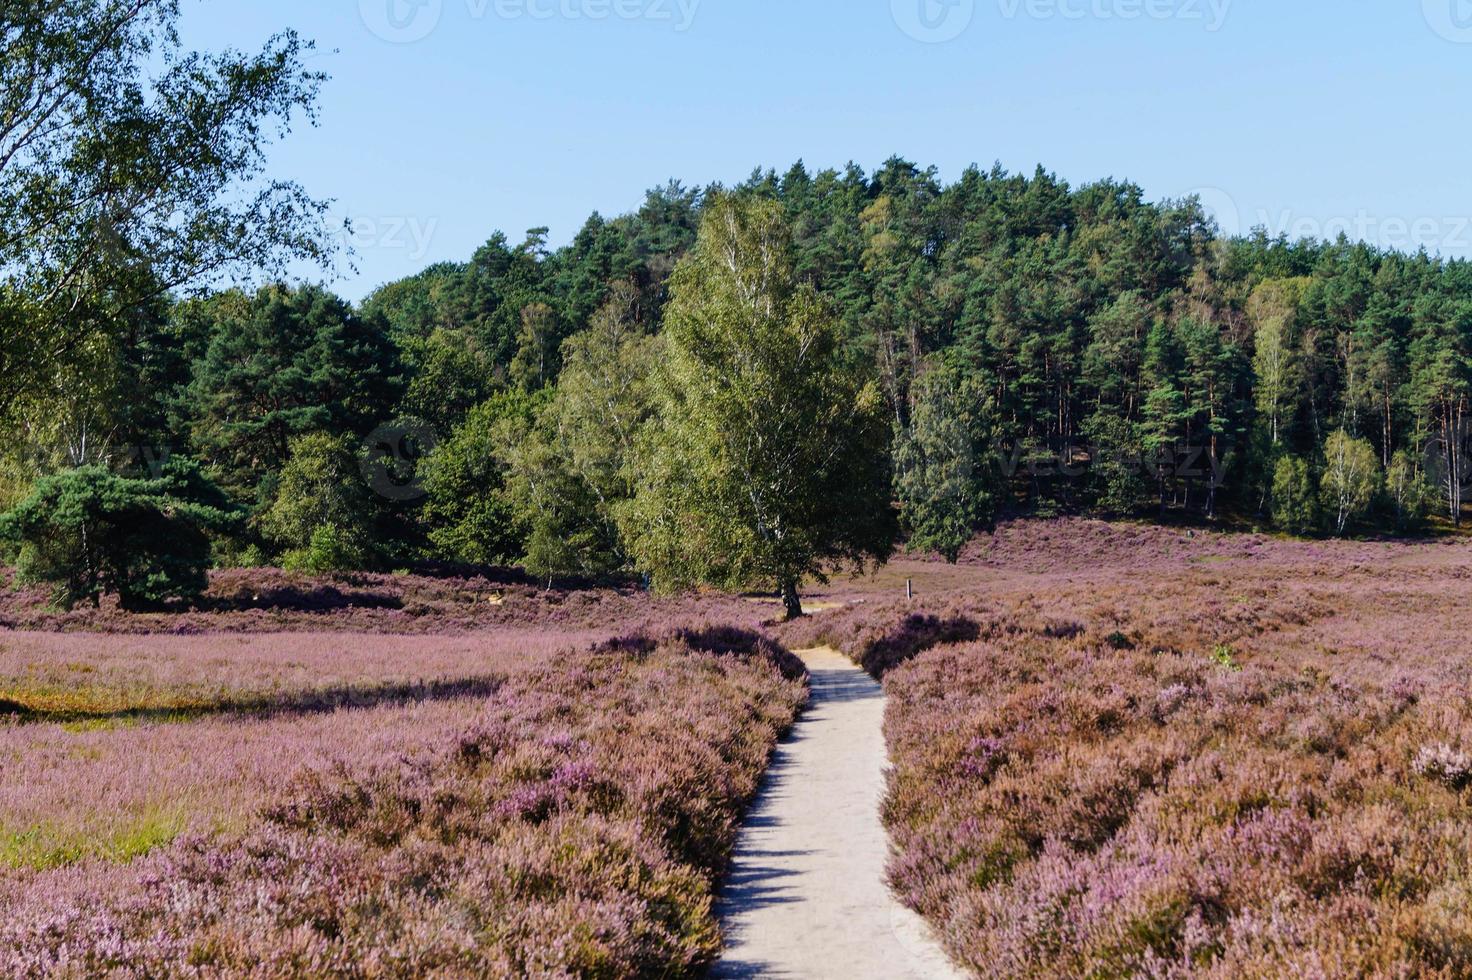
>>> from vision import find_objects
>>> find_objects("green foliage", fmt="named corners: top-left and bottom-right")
top-left (622, 195), bottom-right (897, 617)
top-left (1249, 278), bottom-right (1311, 448)
top-left (237, 544), bottom-right (268, 569)
top-left (262, 433), bottom-right (376, 568)
top-left (1271, 456), bottom-right (1319, 535)
top-left (421, 393), bottom-right (541, 567)
top-left (186, 285), bottom-right (402, 502)
top-left (1084, 413), bottom-right (1149, 515)
top-left (281, 525), bottom-right (370, 575)
top-left (1407, 274), bottom-right (1472, 525)
top-left (0, 459), bottom-right (235, 610)
top-left (1319, 429), bottom-right (1380, 535)
top-left (0, 1), bottom-right (334, 423)
top-left (1210, 645), bottom-right (1241, 672)
top-left (13, 149), bottom-right (1472, 595)
top-left (511, 456), bottom-right (607, 583)
top-left (396, 329), bottom-right (498, 434)
top-left (1385, 450), bottom-right (1432, 530)
top-left (510, 302), bottom-right (560, 391)
top-left (894, 364), bottom-right (995, 562)
top-left (499, 282), bottom-right (663, 582)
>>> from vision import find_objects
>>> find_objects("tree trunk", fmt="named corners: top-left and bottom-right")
top-left (781, 579), bottom-right (803, 621)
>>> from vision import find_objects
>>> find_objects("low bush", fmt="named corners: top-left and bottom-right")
top-left (0, 633), bottom-right (806, 976)
top-left (280, 523), bottom-right (372, 574)
top-left (883, 634), bottom-right (1472, 977)
top-left (779, 603), bottom-right (980, 676)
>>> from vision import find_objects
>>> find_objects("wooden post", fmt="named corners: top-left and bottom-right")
top-left (906, 579), bottom-right (913, 601)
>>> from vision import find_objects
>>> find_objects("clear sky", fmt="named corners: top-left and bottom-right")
top-left (178, 0), bottom-right (1472, 300)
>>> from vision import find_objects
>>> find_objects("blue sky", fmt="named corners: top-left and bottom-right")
top-left (179, 0), bottom-right (1472, 300)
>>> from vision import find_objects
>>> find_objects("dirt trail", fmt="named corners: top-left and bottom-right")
top-left (713, 646), bottom-right (965, 979)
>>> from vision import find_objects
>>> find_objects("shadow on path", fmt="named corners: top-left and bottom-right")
top-left (713, 647), bottom-right (964, 980)
top-left (0, 676), bottom-right (505, 728)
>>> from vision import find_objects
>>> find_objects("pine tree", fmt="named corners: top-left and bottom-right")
top-left (1, 458), bottom-right (235, 610)
top-left (894, 364), bottom-right (995, 562)
top-left (186, 285), bottom-right (402, 502)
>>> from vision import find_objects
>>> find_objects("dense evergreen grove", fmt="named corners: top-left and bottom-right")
top-left (8, 153), bottom-right (1472, 606)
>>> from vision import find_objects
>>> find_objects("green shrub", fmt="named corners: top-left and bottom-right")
top-left (263, 433), bottom-right (376, 570)
top-left (1271, 455), bottom-right (1319, 535)
top-left (0, 459), bottom-right (235, 610)
top-left (421, 396), bottom-right (532, 567)
top-left (894, 365), bottom-right (996, 562)
top-left (1319, 429), bottom-right (1379, 535)
top-left (281, 525), bottom-right (370, 575)
top-left (1386, 450), bottom-right (1433, 531)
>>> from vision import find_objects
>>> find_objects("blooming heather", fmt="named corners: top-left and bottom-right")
top-left (0, 629), bottom-right (606, 719)
top-left (0, 629), bottom-right (804, 977)
top-left (0, 566), bottom-right (772, 637)
top-left (833, 521), bottom-right (1472, 977)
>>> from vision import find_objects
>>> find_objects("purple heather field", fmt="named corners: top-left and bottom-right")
top-left (7, 520), bottom-right (1472, 976)
top-left (783, 519), bottom-right (1472, 978)
top-left (0, 569), bottom-right (801, 976)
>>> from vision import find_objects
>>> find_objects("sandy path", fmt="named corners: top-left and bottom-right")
top-left (713, 647), bottom-right (965, 979)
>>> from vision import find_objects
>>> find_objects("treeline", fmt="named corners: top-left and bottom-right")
top-left (7, 158), bottom-right (1472, 607)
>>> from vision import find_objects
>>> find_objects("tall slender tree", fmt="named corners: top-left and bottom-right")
top-left (623, 195), bottom-right (896, 618)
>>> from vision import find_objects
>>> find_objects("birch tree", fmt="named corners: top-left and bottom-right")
top-left (1319, 429), bottom-right (1379, 535)
top-left (622, 195), bottom-right (896, 619)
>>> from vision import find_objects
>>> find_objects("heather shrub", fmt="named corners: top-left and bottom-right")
top-left (779, 603), bottom-right (981, 676)
top-left (0, 635), bottom-right (807, 977)
top-left (0, 564), bottom-right (772, 636)
top-left (855, 613), bottom-right (981, 676)
top-left (676, 624), bottom-right (808, 680)
top-left (853, 523), bottom-right (1472, 977)
top-left (1413, 743), bottom-right (1472, 791)
top-left (881, 630), bottom-right (1472, 978)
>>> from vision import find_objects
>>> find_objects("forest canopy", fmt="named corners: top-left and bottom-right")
top-left (7, 151), bottom-right (1472, 604)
